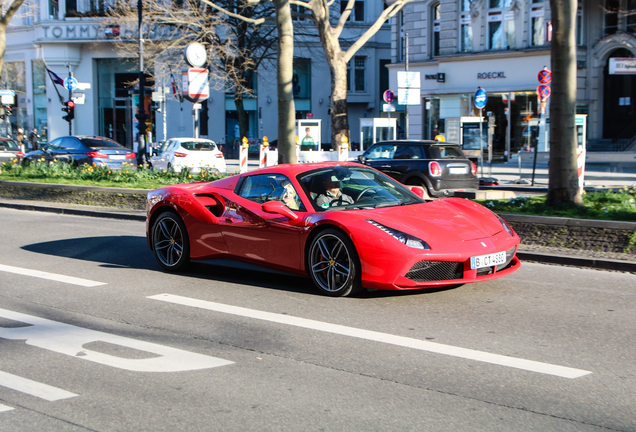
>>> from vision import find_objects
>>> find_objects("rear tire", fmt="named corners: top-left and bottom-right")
top-left (308, 229), bottom-right (363, 297)
top-left (151, 211), bottom-right (190, 272)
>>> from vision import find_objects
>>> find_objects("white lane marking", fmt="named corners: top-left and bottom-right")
top-left (0, 308), bottom-right (234, 373)
top-left (0, 404), bottom-right (14, 412)
top-left (0, 371), bottom-right (77, 401)
top-left (0, 264), bottom-right (106, 287)
top-left (149, 294), bottom-right (593, 379)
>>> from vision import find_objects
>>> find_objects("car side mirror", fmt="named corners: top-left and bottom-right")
top-left (410, 186), bottom-right (425, 199)
top-left (357, 155), bottom-right (366, 164)
top-left (262, 200), bottom-right (301, 225)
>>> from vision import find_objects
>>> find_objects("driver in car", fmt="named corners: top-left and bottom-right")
top-left (316, 173), bottom-right (354, 209)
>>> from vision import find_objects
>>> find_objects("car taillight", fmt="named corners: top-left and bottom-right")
top-left (16, 151), bottom-right (24, 158)
top-left (174, 152), bottom-right (187, 157)
top-left (471, 161), bottom-right (477, 175)
top-left (86, 151), bottom-right (108, 159)
top-left (215, 153), bottom-right (224, 158)
top-left (429, 161), bottom-right (442, 177)
top-left (125, 152), bottom-right (136, 159)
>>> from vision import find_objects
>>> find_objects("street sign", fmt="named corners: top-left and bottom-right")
top-left (383, 90), bottom-right (394, 103)
top-left (538, 69), bottom-right (552, 84)
top-left (474, 87), bottom-right (487, 109)
top-left (71, 92), bottom-right (85, 104)
top-left (181, 68), bottom-right (210, 102)
top-left (383, 103), bottom-right (396, 112)
top-left (64, 77), bottom-right (78, 91)
top-left (0, 90), bottom-right (15, 96)
top-left (537, 84), bottom-right (551, 100)
top-left (397, 71), bottom-right (421, 89)
top-left (398, 88), bottom-right (420, 105)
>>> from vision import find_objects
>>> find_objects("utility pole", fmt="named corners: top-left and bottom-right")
top-left (136, 0), bottom-right (148, 167)
top-left (405, 33), bottom-right (409, 140)
top-left (67, 64), bottom-right (73, 135)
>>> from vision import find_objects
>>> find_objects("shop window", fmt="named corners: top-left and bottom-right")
top-left (340, 0), bottom-right (364, 22)
top-left (432, 3), bottom-right (440, 57)
top-left (293, 59), bottom-right (310, 99)
top-left (460, 0), bottom-right (472, 52)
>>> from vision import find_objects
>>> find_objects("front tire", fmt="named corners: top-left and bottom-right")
top-left (308, 229), bottom-right (363, 297)
top-left (151, 211), bottom-right (190, 271)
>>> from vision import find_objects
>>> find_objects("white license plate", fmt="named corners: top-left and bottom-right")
top-left (449, 166), bottom-right (468, 174)
top-left (109, 155), bottom-right (125, 160)
top-left (470, 251), bottom-right (506, 269)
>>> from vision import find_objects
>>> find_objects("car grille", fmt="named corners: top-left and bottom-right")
top-left (405, 261), bottom-right (464, 282)
top-left (477, 246), bottom-right (518, 277)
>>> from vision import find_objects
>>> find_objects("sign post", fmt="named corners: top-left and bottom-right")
top-left (474, 87), bottom-right (487, 178)
top-left (533, 67), bottom-right (551, 186)
top-left (383, 90), bottom-right (394, 121)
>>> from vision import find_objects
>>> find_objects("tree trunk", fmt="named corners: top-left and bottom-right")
top-left (234, 91), bottom-right (249, 141)
top-left (547, 0), bottom-right (582, 206)
top-left (330, 58), bottom-right (350, 152)
top-left (274, 0), bottom-right (296, 164)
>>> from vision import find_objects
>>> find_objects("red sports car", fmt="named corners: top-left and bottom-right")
top-left (146, 162), bottom-right (521, 296)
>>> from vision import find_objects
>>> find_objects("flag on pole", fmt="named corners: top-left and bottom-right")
top-left (170, 74), bottom-right (178, 99)
top-left (46, 68), bottom-right (65, 87)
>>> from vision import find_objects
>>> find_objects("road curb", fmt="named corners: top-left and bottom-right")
top-left (517, 251), bottom-right (636, 273)
top-left (0, 201), bottom-right (146, 221)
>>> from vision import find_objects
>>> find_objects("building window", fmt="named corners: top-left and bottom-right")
top-left (459, 0), bottom-right (472, 52)
top-left (531, 7), bottom-right (545, 46)
top-left (398, 11), bottom-right (406, 61)
top-left (49, 0), bottom-right (58, 19)
top-left (354, 56), bottom-right (366, 92)
top-left (605, 0), bottom-right (619, 36)
top-left (432, 3), bottom-right (440, 57)
top-left (341, 0), bottom-right (364, 22)
top-left (291, 3), bottom-right (308, 21)
top-left (627, 0), bottom-right (636, 33)
top-left (487, 0), bottom-right (515, 50)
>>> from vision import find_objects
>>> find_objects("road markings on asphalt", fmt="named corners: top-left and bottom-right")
top-left (0, 264), bottom-right (106, 287)
top-left (0, 404), bottom-right (14, 412)
top-left (148, 293), bottom-right (593, 379)
top-left (0, 308), bottom-right (234, 373)
top-left (0, 371), bottom-right (78, 401)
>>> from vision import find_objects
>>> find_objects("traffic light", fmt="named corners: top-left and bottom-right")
top-left (4, 105), bottom-right (12, 117)
top-left (62, 100), bottom-right (75, 122)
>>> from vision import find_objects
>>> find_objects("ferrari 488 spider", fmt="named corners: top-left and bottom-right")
top-left (146, 162), bottom-right (521, 296)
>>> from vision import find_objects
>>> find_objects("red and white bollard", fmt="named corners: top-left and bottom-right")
top-left (259, 137), bottom-right (269, 168)
top-left (577, 145), bottom-right (586, 194)
top-left (239, 137), bottom-right (249, 174)
top-left (338, 135), bottom-right (349, 161)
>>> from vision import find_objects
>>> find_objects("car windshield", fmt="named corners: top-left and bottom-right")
top-left (0, 140), bottom-right (18, 151)
top-left (180, 141), bottom-right (217, 151)
top-left (298, 166), bottom-right (424, 211)
top-left (81, 138), bottom-right (123, 148)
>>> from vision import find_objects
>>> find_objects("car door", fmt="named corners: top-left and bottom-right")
top-left (151, 140), bottom-right (172, 171)
top-left (217, 174), bottom-right (305, 271)
top-left (387, 144), bottom-right (426, 183)
top-left (360, 143), bottom-right (398, 177)
top-left (40, 138), bottom-right (65, 162)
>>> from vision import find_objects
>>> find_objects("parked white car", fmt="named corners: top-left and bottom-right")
top-left (149, 138), bottom-right (226, 174)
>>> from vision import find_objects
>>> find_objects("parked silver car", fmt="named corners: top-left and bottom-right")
top-left (149, 137), bottom-right (226, 174)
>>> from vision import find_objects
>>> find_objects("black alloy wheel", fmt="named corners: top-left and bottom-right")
top-left (151, 211), bottom-right (190, 271)
top-left (308, 229), bottom-right (363, 297)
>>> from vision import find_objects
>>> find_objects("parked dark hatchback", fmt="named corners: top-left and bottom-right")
top-left (22, 136), bottom-right (137, 169)
top-left (358, 140), bottom-right (478, 197)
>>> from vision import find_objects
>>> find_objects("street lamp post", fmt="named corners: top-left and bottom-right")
top-left (136, 0), bottom-right (148, 167)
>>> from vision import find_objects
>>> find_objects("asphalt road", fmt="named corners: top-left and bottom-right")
top-left (1, 208), bottom-right (635, 431)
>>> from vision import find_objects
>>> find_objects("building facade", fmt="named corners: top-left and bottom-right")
top-left (4, 0), bottom-right (390, 149)
top-left (387, 0), bottom-right (636, 158)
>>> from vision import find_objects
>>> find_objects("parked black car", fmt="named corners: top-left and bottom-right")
top-left (22, 136), bottom-right (137, 169)
top-left (357, 140), bottom-right (478, 197)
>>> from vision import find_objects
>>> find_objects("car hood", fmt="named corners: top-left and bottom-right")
top-left (360, 198), bottom-right (505, 241)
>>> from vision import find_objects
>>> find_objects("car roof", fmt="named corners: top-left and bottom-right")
top-left (373, 140), bottom-right (460, 146)
top-left (168, 137), bottom-right (217, 142)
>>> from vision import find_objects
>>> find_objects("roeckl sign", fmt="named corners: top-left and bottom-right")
top-left (477, 72), bottom-right (507, 79)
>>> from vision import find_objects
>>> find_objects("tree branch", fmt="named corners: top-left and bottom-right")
top-left (199, 0), bottom-right (267, 25)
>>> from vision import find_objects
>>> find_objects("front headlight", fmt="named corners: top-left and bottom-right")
top-left (496, 214), bottom-right (514, 236)
top-left (367, 220), bottom-right (430, 250)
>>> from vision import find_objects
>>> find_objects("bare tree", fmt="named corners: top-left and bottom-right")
top-left (201, 0), bottom-right (297, 163)
top-left (547, 0), bottom-right (582, 206)
top-left (291, 0), bottom-right (415, 150)
top-left (0, 0), bottom-right (26, 79)
top-left (105, 0), bottom-right (278, 145)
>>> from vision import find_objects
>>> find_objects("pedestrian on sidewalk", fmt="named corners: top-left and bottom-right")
top-left (16, 128), bottom-right (26, 153)
top-left (29, 128), bottom-right (40, 151)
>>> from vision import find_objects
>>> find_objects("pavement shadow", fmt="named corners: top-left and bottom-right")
top-left (21, 235), bottom-right (461, 298)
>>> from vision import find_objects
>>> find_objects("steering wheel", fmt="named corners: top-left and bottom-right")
top-left (329, 196), bottom-right (345, 207)
top-left (356, 187), bottom-right (377, 201)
